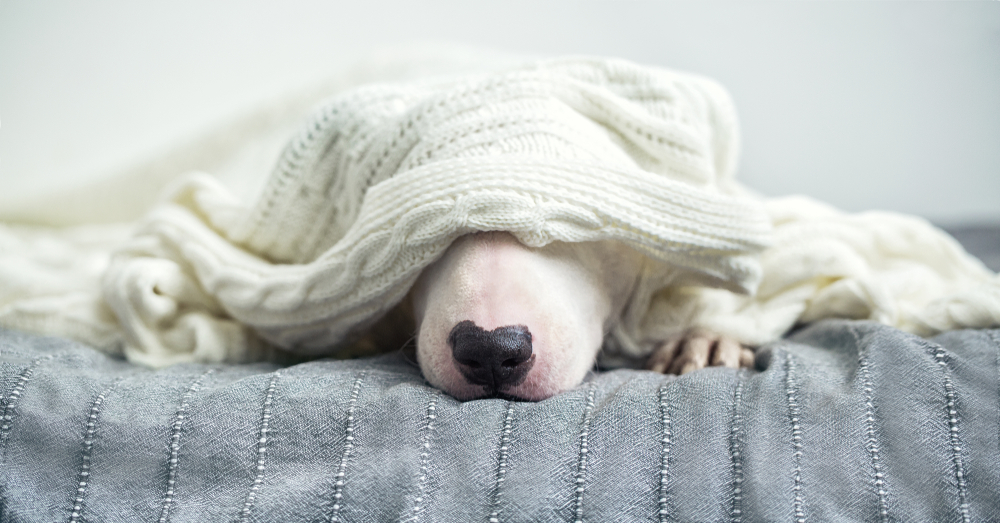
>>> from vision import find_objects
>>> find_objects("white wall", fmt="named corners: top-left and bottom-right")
top-left (1, 1), bottom-right (998, 224)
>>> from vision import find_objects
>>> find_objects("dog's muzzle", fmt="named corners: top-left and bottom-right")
top-left (447, 321), bottom-right (535, 394)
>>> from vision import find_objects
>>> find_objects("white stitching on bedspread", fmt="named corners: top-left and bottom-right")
top-left (925, 340), bottom-right (970, 523)
top-left (488, 401), bottom-right (516, 523)
top-left (158, 369), bottom-right (215, 523)
top-left (850, 326), bottom-right (890, 523)
top-left (69, 377), bottom-right (124, 523)
top-left (328, 371), bottom-right (366, 523)
top-left (239, 371), bottom-right (280, 523)
top-left (988, 330), bottom-right (1000, 469)
top-left (405, 396), bottom-right (438, 523)
top-left (0, 354), bottom-right (56, 461)
top-left (785, 352), bottom-right (805, 523)
top-left (729, 368), bottom-right (747, 523)
top-left (657, 382), bottom-right (673, 523)
top-left (571, 383), bottom-right (597, 523)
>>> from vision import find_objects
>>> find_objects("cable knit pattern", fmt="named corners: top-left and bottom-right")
top-left (99, 57), bottom-right (773, 363)
top-left (2, 53), bottom-right (998, 366)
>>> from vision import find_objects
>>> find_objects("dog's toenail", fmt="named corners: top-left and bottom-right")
top-left (448, 320), bottom-right (534, 391)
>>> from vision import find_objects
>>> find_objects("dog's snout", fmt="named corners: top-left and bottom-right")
top-left (447, 320), bottom-right (535, 392)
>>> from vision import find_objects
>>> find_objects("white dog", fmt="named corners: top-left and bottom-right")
top-left (410, 231), bottom-right (754, 401)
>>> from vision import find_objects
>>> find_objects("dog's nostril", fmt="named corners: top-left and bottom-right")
top-left (448, 320), bottom-right (534, 390)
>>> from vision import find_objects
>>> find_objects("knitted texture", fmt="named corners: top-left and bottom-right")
top-left (99, 57), bottom-right (773, 364)
top-left (638, 196), bottom-right (1000, 351)
top-left (2, 54), bottom-right (998, 367)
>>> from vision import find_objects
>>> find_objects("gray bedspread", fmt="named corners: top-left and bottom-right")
top-left (1, 321), bottom-right (998, 522)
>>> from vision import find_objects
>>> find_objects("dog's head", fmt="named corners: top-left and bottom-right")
top-left (409, 231), bottom-right (644, 401)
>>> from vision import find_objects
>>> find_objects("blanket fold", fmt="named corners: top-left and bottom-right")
top-left (1, 54), bottom-right (998, 365)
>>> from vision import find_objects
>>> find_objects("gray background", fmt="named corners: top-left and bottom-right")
top-left (1, 1), bottom-right (998, 225)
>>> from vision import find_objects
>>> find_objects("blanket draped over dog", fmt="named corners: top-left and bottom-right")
top-left (1, 56), bottom-right (998, 366)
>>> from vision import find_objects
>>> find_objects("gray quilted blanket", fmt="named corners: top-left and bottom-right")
top-left (1, 321), bottom-right (998, 522)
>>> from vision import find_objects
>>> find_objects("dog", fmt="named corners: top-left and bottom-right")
top-left (5, 57), bottom-right (993, 401)
top-left (406, 231), bottom-right (754, 401)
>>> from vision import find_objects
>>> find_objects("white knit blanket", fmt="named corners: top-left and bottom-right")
top-left (2, 52), bottom-right (998, 366)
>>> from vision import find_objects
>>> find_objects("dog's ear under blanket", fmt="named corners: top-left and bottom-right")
top-left (2, 56), bottom-right (998, 366)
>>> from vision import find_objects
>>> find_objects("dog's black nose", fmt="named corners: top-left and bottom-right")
top-left (448, 320), bottom-right (535, 392)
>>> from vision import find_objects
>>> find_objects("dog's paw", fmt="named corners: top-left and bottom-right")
top-left (645, 328), bottom-right (754, 375)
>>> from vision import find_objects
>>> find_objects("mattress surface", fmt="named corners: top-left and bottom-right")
top-left (1, 320), bottom-right (997, 522)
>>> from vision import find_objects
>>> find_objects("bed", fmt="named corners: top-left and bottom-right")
top-left (1, 52), bottom-right (998, 521)
top-left (2, 317), bottom-right (999, 522)
top-left (0, 232), bottom-right (998, 521)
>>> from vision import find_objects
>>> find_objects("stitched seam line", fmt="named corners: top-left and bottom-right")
top-left (785, 353), bottom-right (805, 523)
top-left (328, 371), bottom-right (366, 523)
top-left (0, 354), bottom-right (55, 460)
top-left (658, 382), bottom-right (673, 523)
top-left (407, 396), bottom-right (438, 522)
top-left (926, 341), bottom-right (970, 523)
top-left (572, 383), bottom-right (597, 523)
top-left (158, 369), bottom-right (215, 523)
top-left (850, 326), bottom-right (889, 522)
top-left (988, 330), bottom-right (1000, 460)
top-left (239, 371), bottom-right (280, 523)
top-left (69, 378), bottom-right (124, 523)
top-left (730, 368), bottom-right (747, 523)
top-left (488, 401), bottom-right (516, 523)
